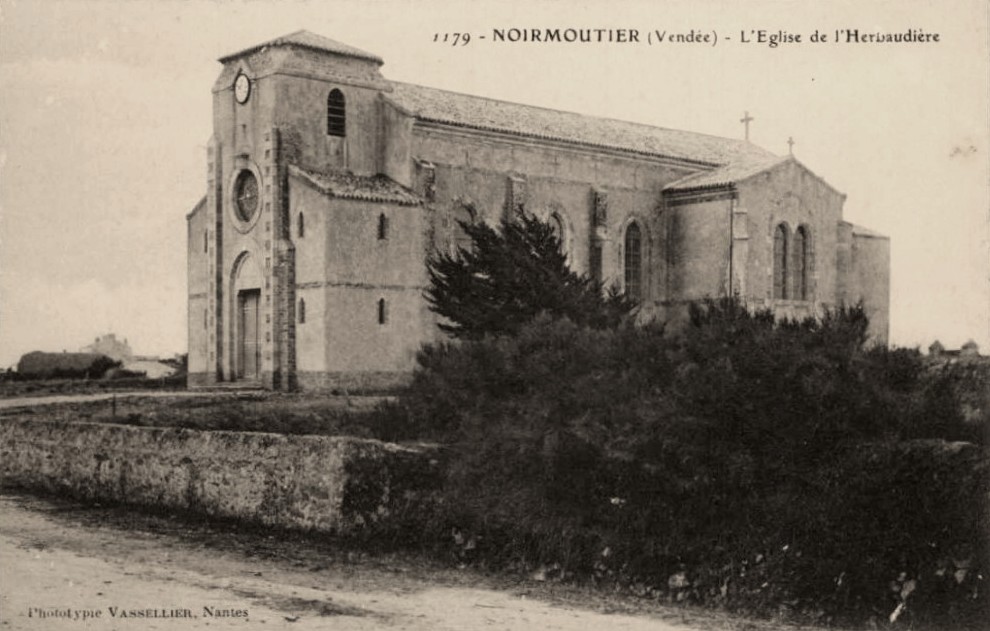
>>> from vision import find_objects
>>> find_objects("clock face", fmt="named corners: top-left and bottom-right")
top-left (234, 170), bottom-right (259, 222)
top-left (234, 73), bottom-right (251, 104)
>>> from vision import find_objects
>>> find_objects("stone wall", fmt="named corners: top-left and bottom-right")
top-left (736, 159), bottom-right (845, 309)
top-left (0, 418), bottom-right (439, 533)
top-left (849, 231), bottom-right (891, 344)
top-left (412, 124), bottom-right (698, 301)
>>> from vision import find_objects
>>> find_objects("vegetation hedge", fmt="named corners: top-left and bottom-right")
top-left (376, 300), bottom-right (988, 629)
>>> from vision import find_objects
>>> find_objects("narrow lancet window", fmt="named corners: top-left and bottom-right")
top-left (773, 223), bottom-right (789, 299)
top-left (793, 226), bottom-right (810, 300)
top-left (624, 222), bottom-right (642, 302)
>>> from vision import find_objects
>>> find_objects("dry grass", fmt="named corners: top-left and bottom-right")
top-left (0, 392), bottom-right (390, 439)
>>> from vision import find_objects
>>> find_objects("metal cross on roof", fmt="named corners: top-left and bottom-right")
top-left (788, 136), bottom-right (795, 155)
top-left (740, 111), bottom-right (754, 141)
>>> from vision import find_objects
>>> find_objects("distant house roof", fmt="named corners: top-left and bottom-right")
top-left (219, 30), bottom-right (383, 65)
top-left (289, 165), bottom-right (422, 206)
top-left (16, 351), bottom-right (115, 378)
top-left (385, 82), bottom-right (778, 167)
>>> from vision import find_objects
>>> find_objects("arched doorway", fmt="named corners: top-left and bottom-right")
top-left (230, 252), bottom-right (263, 382)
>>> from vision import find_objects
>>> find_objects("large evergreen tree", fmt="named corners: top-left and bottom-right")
top-left (425, 211), bottom-right (633, 339)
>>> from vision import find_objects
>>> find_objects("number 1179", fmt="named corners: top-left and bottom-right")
top-left (433, 33), bottom-right (471, 46)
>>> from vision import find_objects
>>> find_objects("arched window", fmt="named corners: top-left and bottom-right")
top-left (793, 226), bottom-right (810, 300)
top-left (773, 223), bottom-right (789, 299)
top-left (297, 212), bottom-right (304, 238)
top-left (327, 89), bottom-right (346, 137)
top-left (298, 298), bottom-right (306, 323)
top-left (589, 244), bottom-right (603, 282)
top-left (378, 213), bottom-right (389, 240)
top-left (548, 212), bottom-right (567, 255)
top-left (624, 222), bottom-right (643, 302)
top-left (378, 298), bottom-right (388, 325)
top-left (452, 205), bottom-right (475, 253)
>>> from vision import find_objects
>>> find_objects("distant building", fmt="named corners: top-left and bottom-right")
top-left (928, 339), bottom-right (983, 361)
top-left (17, 351), bottom-right (117, 379)
top-left (961, 340), bottom-right (981, 357)
top-left (82, 334), bottom-right (133, 362)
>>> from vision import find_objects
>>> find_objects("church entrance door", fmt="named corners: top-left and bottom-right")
top-left (237, 289), bottom-right (261, 381)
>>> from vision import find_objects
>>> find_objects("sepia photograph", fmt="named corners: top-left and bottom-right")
top-left (1, 1), bottom-right (988, 629)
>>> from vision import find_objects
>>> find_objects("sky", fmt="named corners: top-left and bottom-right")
top-left (0, 0), bottom-right (987, 368)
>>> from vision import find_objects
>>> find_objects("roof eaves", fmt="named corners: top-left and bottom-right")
top-left (288, 165), bottom-right (422, 206)
top-left (413, 116), bottom-right (721, 168)
top-left (664, 181), bottom-right (737, 196)
top-left (851, 224), bottom-right (889, 240)
top-left (218, 31), bottom-right (383, 65)
top-left (185, 196), bottom-right (207, 220)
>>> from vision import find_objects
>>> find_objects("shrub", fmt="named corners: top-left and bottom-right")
top-left (388, 298), bottom-right (986, 627)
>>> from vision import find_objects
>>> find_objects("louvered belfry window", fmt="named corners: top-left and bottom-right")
top-left (378, 213), bottom-right (389, 240)
top-left (327, 89), bottom-right (346, 137)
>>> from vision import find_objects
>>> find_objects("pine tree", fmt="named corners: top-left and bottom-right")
top-left (425, 211), bottom-right (633, 339)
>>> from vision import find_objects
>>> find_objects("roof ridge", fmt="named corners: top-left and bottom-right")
top-left (387, 80), bottom-right (767, 158)
top-left (387, 81), bottom-right (776, 167)
top-left (218, 30), bottom-right (383, 65)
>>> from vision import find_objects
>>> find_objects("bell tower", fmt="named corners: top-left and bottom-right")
top-left (201, 31), bottom-right (387, 390)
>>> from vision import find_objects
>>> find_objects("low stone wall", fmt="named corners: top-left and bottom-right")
top-left (0, 418), bottom-right (440, 533)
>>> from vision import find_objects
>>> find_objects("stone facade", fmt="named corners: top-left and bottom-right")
top-left (187, 30), bottom-right (890, 391)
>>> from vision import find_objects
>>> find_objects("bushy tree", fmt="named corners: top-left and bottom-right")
top-left (386, 296), bottom-right (986, 627)
top-left (425, 211), bottom-right (633, 339)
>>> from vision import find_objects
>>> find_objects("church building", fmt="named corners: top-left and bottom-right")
top-left (186, 31), bottom-right (890, 391)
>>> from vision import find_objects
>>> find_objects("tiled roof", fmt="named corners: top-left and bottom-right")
top-left (185, 196), bottom-right (207, 220)
top-left (385, 82), bottom-right (777, 167)
top-left (851, 224), bottom-right (888, 239)
top-left (219, 30), bottom-right (383, 65)
top-left (663, 156), bottom-right (790, 192)
top-left (289, 165), bottom-right (422, 206)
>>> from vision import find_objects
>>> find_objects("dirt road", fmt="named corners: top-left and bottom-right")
top-left (0, 492), bottom-right (793, 631)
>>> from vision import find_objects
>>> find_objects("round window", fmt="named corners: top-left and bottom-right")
top-left (234, 170), bottom-right (259, 222)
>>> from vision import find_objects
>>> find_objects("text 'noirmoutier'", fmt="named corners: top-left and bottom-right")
top-left (432, 28), bottom-right (941, 47)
